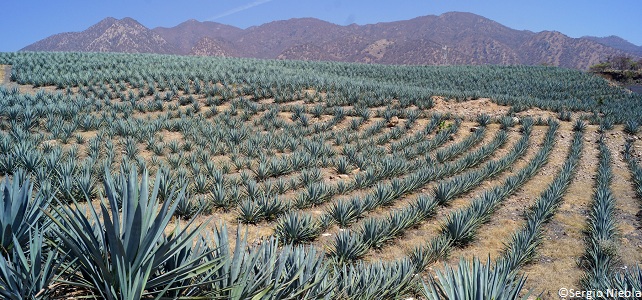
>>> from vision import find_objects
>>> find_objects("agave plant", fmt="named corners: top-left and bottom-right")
top-left (238, 198), bottom-right (263, 224)
top-left (0, 230), bottom-right (64, 300)
top-left (476, 114), bottom-right (491, 126)
top-left (327, 199), bottom-right (361, 228)
top-left (500, 116), bottom-right (516, 129)
top-left (211, 225), bottom-right (333, 300)
top-left (0, 176), bottom-right (51, 254)
top-left (573, 119), bottom-right (587, 132)
top-left (275, 212), bottom-right (321, 245)
top-left (174, 193), bottom-right (200, 219)
top-left (328, 230), bottom-right (369, 264)
top-left (599, 118), bottom-right (614, 133)
top-left (624, 119), bottom-right (639, 135)
top-left (45, 167), bottom-right (223, 299)
top-left (581, 139), bottom-right (619, 290)
top-left (358, 218), bottom-right (389, 249)
top-left (335, 258), bottom-right (416, 300)
top-left (422, 257), bottom-right (530, 300)
top-left (256, 193), bottom-right (287, 221)
top-left (441, 207), bottom-right (485, 247)
top-left (410, 235), bottom-right (452, 271)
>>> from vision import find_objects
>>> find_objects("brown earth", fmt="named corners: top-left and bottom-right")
top-left (0, 65), bottom-right (8, 84)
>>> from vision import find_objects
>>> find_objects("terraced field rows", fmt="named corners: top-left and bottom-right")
top-left (0, 52), bottom-right (641, 299)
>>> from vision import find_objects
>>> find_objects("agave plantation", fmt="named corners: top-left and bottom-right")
top-left (0, 51), bottom-right (641, 299)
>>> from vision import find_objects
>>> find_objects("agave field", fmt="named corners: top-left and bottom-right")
top-left (0, 51), bottom-right (642, 299)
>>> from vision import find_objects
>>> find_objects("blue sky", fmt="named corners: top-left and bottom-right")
top-left (1, 0), bottom-right (640, 52)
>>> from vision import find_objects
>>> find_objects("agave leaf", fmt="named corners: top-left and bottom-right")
top-left (46, 166), bottom-right (223, 299)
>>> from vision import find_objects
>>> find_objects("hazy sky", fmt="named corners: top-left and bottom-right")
top-left (1, 0), bottom-right (640, 52)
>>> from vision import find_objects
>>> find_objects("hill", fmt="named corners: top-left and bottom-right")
top-left (23, 17), bottom-right (177, 54)
top-left (583, 35), bottom-right (642, 56)
top-left (1, 51), bottom-right (642, 298)
top-left (21, 12), bottom-right (639, 69)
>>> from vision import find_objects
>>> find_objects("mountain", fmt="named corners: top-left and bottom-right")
top-left (582, 35), bottom-right (642, 56)
top-left (189, 37), bottom-right (234, 57)
top-left (21, 12), bottom-right (640, 69)
top-left (153, 19), bottom-right (242, 55)
top-left (22, 17), bottom-right (176, 54)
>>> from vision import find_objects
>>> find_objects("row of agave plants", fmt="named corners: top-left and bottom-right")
top-left (0, 168), bottom-right (435, 299)
top-left (624, 139), bottom-right (642, 204)
top-left (235, 116), bottom-right (461, 224)
top-left (419, 122), bottom-right (589, 299)
top-left (0, 80), bottom-right (449, 222)
top-left (0, 167), bottom-right (344, 299)
top-left (322, 123), bottom-right (533, 263)
top-left (581, 135), bottom-right (619, 290)
top-left (267, 118), bottom-right (476, 244)
top-left (4, 52), bottom-right (642, 123)
top-left (0, 162), bottom-right (565, 300)
top-left (498, 127), bottom-right (584, 274)
top-left (409, 121), bottom-right (559, 271)
top-left (567, 131), bottom-right (642, 298)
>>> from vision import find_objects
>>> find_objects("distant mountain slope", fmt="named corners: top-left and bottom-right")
top-left (21, 12), bottom-right (640, 69)
top-left (23, 17), bottom-right (176, 54)
top-left (189, 37), bottom-right (234, 57)
top-left (152, 20), bottom-right (242, 55)
top-left (583, 35), bottom-right (642, 56)
top-left (517, 31), bottom-right (635, 70)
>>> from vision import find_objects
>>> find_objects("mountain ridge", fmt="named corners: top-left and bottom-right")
top-left (20, 12), bottom-right (639, 69)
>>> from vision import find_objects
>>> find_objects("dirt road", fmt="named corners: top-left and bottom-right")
top-left (0, 65), bottom-right (9, 84)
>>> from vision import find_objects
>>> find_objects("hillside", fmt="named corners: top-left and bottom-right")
top-left (584, 35), bottom-right (642, 56)
top-left (23, 17), bottom-right (177, 54)
top-left (21, 12), bottom-right (640, 69)
top-left (1, 51), bottom-right (642, 298)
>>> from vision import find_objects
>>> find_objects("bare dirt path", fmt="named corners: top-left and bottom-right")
top-left (444, 124), bottom-right (573, 266)
top-left (364, 125), bottom-right (546, 263)
top-left (605, 130), bottom-right (642, 269)
top-left (521, 127), bottom-right (600, 298)
top-left (0, 65), bottom-right (9, 84)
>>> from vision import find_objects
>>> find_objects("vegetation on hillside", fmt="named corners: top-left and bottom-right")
top-left (0, 52), bottom-right (640, 299)
top-left (590, 55), bottom-right (642, 84)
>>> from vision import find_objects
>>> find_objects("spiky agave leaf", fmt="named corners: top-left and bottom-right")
top-left (211, 225), bottom-right (332, 300)
top-left (422, 257), bottom-right (530, 300)
top-left (336, 258), bottom-right (416, 300)
top-left (45, 167), bottom-right (223, 300)
top-left (150, 225), bottom-right (223, 298)
top-left (275, 212), bottom-right (321, 245)
top-left (0, 230), bottom-right (64, 300)
top-left (612, 266), bottom-right (642, 296)
top-left (327, 199), bottom-right (360, 228)
top-left (238, 198), bottom-right (263, 224)
top-left (328, 230), bottom-right (369, 264)
top-left (0, 177), bottom-right (52, 254)
top-left (262, 243), bottom-right (334, 300)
